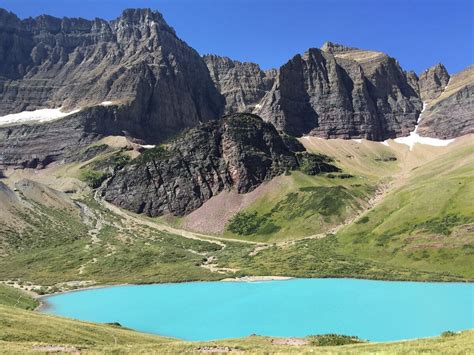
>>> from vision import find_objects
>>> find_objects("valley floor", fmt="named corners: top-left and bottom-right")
top-left (0, 135), bottom-right (472, 353)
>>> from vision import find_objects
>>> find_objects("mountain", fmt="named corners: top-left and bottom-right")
top-left (102, 113), bottom-right (338, 216)
top-left (0, 8), bottom-right (223, 142)
top-left (203, 55), bottom-right (276, 114)
top-left (417, 65), bottom-right (474, 139)
top-left (253, 42), bottom-right (423, 139)
top-left (0, 8), bottom-right (472, 172)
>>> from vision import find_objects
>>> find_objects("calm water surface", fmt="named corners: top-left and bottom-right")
top-left (42, 278), bottom-right (473, 341)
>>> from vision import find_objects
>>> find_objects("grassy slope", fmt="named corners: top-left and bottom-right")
top-left (0, 203), bottom-right (231, 285)
top-left (223, 172), bottom-right (374, 242)
top-left (0, 284), bottom-right (39, 310)
top-left (221, 139), bottom-right (401, 242)
top-left (337, 142), bottom-right (474, 279)
top-left (0, 285), bottom-right (472, 354)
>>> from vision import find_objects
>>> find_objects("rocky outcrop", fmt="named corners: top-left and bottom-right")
top-left (418, 63), bottom-right (450, 102)
top-left (203, 55), bottom-right (275, 114)
top-left (417, 65), bottom-right (473, 139)
top-left (102, 113), bottom-right (338, 216)
top-left (253, 42), bottom-right (422, 140)
top-left (0, 8), bottom-right (223, 142)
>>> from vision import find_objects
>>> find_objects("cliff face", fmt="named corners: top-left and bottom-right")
top-left (203, 55), bottom-right (275, 114)
top-left (417, 65), bottom-right (474, 139)
top-left (102, 113), bottom-right (338, 217)
top-left (254, 43), bottom-right (422, 140)
top-left (0, 106), bottom-right (126, 169)
top-left (0, 8), bottom-right (223, 142)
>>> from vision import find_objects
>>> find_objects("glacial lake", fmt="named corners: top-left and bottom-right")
top-left (42, 278), bottom-right (473, 341)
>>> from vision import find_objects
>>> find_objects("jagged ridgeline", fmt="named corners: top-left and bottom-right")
top-left (0, 8), bottom-right (472, 171)
top-left (102, 114), bottom-right (339, 216)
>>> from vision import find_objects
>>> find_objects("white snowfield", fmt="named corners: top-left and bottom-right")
top-left (100, 101), bottom-right (114, 106)
top-left (391, 131), bottom-right (455, 150)
top-left (0, 108), bottom-right (81, 127)
top-left (389, 102), bottom-right (454, 150)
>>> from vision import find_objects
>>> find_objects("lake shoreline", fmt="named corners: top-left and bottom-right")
top-left (35, 276), bottom-right (294, 310)
top-left (34, 275), bottom-right (473, 311)
top-left (37, 278), bottom-right (473, 343)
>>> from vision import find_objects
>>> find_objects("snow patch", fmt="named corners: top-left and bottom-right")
top-left (352, 139), bottom-right (362, 143)
top-left (100, 101), bottom-right (114, 106)
top-left (302, 136), bottom-right (324, 140)
top-left (0, 108), bottom-right (81, 127)
top-left (393, 133), bottom-right (454, 151)
top-left (380, 141), bottom-right (390, 146)
top-left (390, 102), bottom-right (454, 150)
top-left (254, 103), bottom-right (262, 109)
top-left (139, 144), bottom-right (156, 149)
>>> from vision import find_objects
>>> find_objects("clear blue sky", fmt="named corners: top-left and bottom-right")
top-left (1, 0), bottom-right (472, 74)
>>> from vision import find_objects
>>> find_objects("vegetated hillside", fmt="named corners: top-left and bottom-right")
top-left (336, 138), bottom-right (474, 278)
top-left (0, 179), bottom-right (86, 256)
top-left (0, 285), bottom-right (473, 354)
top-left (1, 134), bottom-right (472, 285)
top-left (0, 284), bottom-right (39, 310)
top-left (222, 173), bottom-right (374, 242)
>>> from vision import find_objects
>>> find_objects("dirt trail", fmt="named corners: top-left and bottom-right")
top-left (92, 144), bottom-right (423, 258)
top-left (93, 176), bottom-right (392, 258)
top-left (95, 191), bottom-right (264, 248)
top-left (247, 181), bottom-right (394, 256)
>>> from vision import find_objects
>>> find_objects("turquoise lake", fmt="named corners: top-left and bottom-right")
top-left (42, 278), bottom-right (473, 341)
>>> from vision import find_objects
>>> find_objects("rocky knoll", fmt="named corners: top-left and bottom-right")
top-left (102, 113), bottom-right (339, 216)
top-left (0, 8), bottom-right (223, 142)
top-left (254, 42), bottom-right (422, 139)
top-left (203, 55), bottom-right (276, 114)
top-left (417, 65), bottom-right (474, 139)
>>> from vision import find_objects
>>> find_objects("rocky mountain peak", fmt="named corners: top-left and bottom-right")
top-left (320, 41), bottom-right (359, 54)
top-left (417, 65), bottom-right (473, 139)
top-left (0, 8), bottom-right (20, 26)
top-left (112, 8), bottom-right (176, 38)
top-left (418, 63), bottom-right (450, 101)
top-left (253, 43), bottom-right (421, 139)
top-left (203, 54), bottom-right (275, 114)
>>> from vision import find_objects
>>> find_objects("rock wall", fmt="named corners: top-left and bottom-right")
top-left (0, 8), bottom-right (223, 142)
top-left (254, 43), bottom-right (422, 140)
top-left (417, 65), bottom-right (473, 139)
top-left (203, 55), bottom-right (275, 114)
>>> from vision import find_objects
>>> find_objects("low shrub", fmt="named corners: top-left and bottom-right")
top-left (81, 170), bottom-right (108, 189)
top-left (296, 152), bottom-right (340, 175)
top-left (308, 334), bottom-right (364, 346)
top-left (441, 331), bottom-right (457, 337)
